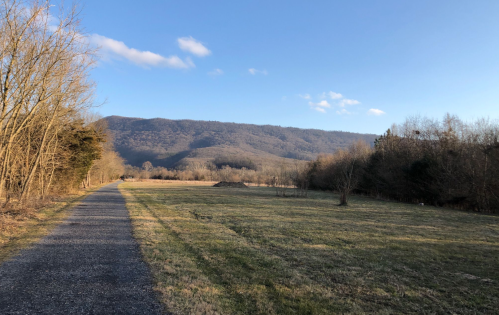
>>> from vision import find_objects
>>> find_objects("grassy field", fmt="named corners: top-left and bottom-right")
top-left (120, 181), bottom-right (499, 315)
top-left (0, 184), bottom-right (109, 264)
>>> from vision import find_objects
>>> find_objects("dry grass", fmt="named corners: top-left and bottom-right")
top-left (0, 183), bottom-right (110, 263)
top-left (120, 181), bottom-right (499, 314)
top-left (125, 179), bottom-right (219, 185)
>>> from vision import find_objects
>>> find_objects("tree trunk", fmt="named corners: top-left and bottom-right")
top-left (339, 191), bottom-right (348, 205)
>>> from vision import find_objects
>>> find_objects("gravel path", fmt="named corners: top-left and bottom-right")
top-left (0, 182), bottom-right (165, 314)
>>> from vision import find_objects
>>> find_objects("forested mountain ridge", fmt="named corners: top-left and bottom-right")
top-left (105, 116), bottom-right (378, 169)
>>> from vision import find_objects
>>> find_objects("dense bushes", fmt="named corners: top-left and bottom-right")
top-left (305, 114), bottom-right (499, 213)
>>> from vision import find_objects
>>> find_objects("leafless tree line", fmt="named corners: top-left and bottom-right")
top-left (0, 0), bottom-right (123, 208)
top-left (305, 114), bottom-right (499, 212)
top-left (125, 163), bottom-right (272, 185)
top-left (124, 159), bottom-right (309, 196)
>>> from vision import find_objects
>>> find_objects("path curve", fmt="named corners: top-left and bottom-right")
top-left (0, 182), bottom-right (164, 314)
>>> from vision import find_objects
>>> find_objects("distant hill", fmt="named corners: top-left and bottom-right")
top-left (104, 116), bottom-right (378, 169)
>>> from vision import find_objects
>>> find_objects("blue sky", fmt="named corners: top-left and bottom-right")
top-left (69, 0), bottom-right (499, 134)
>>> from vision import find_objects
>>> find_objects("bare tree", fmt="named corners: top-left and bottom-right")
top-left (0, 0), bottom-right (97, 202)
top-left (142, 161), bottom-right (153, 172)
top-left (291, 160), bottom-right (309, 197)
top-left (330, 141), bottom-right (371, 205)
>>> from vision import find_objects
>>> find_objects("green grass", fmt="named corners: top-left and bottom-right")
top-left (120, 181), bottom-right (499, 314)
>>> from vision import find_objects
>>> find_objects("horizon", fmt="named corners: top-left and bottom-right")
top-left (69, 0), bottom-right (499, 134)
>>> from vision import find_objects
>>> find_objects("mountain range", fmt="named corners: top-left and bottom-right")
top-left (104, 116), bottom-right (378, 169)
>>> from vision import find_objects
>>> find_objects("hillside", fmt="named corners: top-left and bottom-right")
top-left (105, 116), bottom-right (378, 169)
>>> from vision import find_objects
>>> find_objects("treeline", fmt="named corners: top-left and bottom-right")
top-left (124, 158), bottom-right (307, 191)
top-left (305, 114), bottom-right (499, 213)
top-left (0, 0), bottom-right (123, 208)
top-left (213, 156), bottom-right (257, 171)
top-left (125, 163), bottom-right (266, 184)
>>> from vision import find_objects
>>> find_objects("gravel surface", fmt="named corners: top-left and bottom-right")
top-left (0, 182), bottom-right (165, 314)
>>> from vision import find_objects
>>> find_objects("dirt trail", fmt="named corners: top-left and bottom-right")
top-left (0, 182), bottom-right (164, 314)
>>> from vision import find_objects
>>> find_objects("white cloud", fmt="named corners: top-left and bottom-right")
top-left (367, 108), bottom-right (386, 116)
top-left (304, 90), bottom-right (362, 113)
top-left (329, 91), bottom-right (343, 99)
top-left (339, 99), bottom-right (360, 107)
top-left (90, 34), bottom-right (194, 68)
top-left (316, 100), bottom-right (331, 108)
top-left (309, 100), bottom-right (331, 108)
top-left (208, 68), bottom-right (224, 76)
top-left (336, 108), bottom-right (351, 115)
top-left (178, 36), bottom-right (211, 57)
top-left (249, 68), bottom-right (268, 75)
top-left (318, 91), bottom-right (343, 99)
top-left (309, 100), bottom-right (331, 113)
